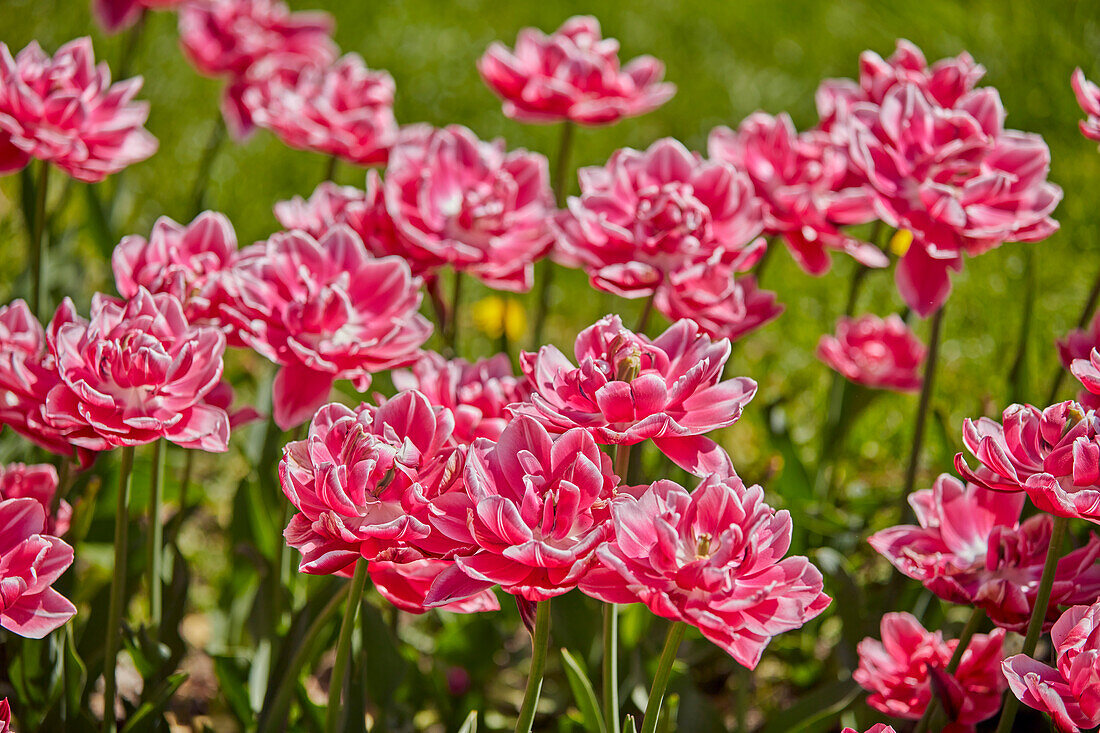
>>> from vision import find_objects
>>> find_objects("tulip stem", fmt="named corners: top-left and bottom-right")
top-left (103, 445), bottom-right (135, 733)
top-left (897, 306), bottom-right (945, 523)
top-left (189, 116), bottom-right (226, 218)
top-left (994, 514), bottom-right (1069, 733)
top-left (326, 559), bottom-right (369, 733)
top-left (913, 606), bottom-right (985, 733)
top-left (603, 603), bottom-right (620, 733)
top-left (26, 160), bottom-right (49, 320)
top-left (515, 598), bottom-right (552, 733)
top-left (1047, 264), bottom-right (1100, 404)
top-left (636, 292), bottom-right (656, 334)
top-left (148, 439), bottom-right (166, 630)
top-left (641, 620), bottom-right (686, 733)
top-left (324, 155), bottom-right (339, 183)
top-left (446, 271), bottom-right (463, 353)
top-left (532, 121), bottom-right (575, 349)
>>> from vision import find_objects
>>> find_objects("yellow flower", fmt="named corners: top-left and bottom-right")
top-left (889, 229), bottom-right (914, 257)
top-left (471, 296), bottom-right (526, 342)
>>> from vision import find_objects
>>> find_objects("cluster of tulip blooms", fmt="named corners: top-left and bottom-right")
top-left (1, 0), bottom-right (1100, 731)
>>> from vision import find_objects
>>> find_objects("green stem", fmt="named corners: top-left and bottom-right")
top-left (189, 116), bottom-right (227, 218)
top-left (603, 603), bottom-right (620, 733)
top-left (896, 306), bottom-right (945, 523)
top-left (532, 121), bottom-right (575, 349)
top-left (913, 607), bottom-right (985, 733)
top-left (640, 621), bottom-right (687, 733)
top-left (325, 559), bottom-right (369, 733)
top-left (515, 598), bottom-right (552, 733)
top-left (635, 292), bottom-right (656, 335)
top-left (1047, 264), bottom-right (1100, 404)
top-left (259, 583), bottom-right (350, 733)
top-left (446, 271), bottom-right (463, 354)
top-left (103, 446), bottom-right (135, 733)
top-left (147, 439), bottom-right (166, 630)
top-left (28, 160), bottom-right (49, 320)
top-left (994, 515), bottom-right (1069, 733)
top-left (324, 155), bottom-right (339, 183)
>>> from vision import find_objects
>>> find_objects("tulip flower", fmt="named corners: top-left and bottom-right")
top-left (854, 612), bottom-right (1006, 725)
top-left (1072, 68), bottom-right (1100, 143)
top-left (1058, 316), bottom-right (1100, 408)
top-left (368, 549), bottom-right (499, 615)
top-left (478, 15), bottom-right (674, 126)
top-left (92, 0), bottom-right (183, 34)
top-left (653, 268), bottom-right (783, 343)
top-left (817, 314), bottom-right (926, 392)
top-left (0, 463), bottom-right (71, 536)
top-left (1002, 600), bottom-right (1100, 732)
top-left (513, 315), bottom-right (756, 476)
top-left (0, 38), bottom-right (156, 181)
top-left (0, 497), bottom-right (77, 638)
top-left (580, 473), bottom-right (830, 668)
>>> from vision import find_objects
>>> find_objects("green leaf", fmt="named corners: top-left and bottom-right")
top-left (757, 679), bottom-right (861, 733)
top-left (120, 672), bottom-right (188, 733)
top-left (560, 648), bottom-right (606, 733)
top-left (457, 710), bottom-right (478, 733)
top-left (213, 655), bottom-right (254, 728)
top-left (622, 714), bottom-right (637, 733)
top-left (82, 183), bottom-right (116, 260)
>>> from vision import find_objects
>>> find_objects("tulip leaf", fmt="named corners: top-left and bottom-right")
top-left (560, 648), bottom-right (607, 733)
top-left (757, 679), bottom-right (861, 733)
top-left (622, 714), bottom-right (637, 733)
top-left (213, 655), bottom-right (254, 728)
top-left (120, 672), bottom-right (188, 733)
top-left (457, 710), bottom-right (478, 733)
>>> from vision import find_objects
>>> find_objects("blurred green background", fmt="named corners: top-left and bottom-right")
top-left (1, 0), bottom-right (1099, 730)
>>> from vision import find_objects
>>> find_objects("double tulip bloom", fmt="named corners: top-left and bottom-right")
top-left (44, 290), bottom-right (231, 451)
top-left (817, 314), bottom-right (926, 392)
top-left (956, 401), bottom-right (1100, 525)
top-left (581, 473), bottom-right (830, 669)
top-left (1072, 69), bottom-right (1100, 143)
top-left (554, 138), bottom-right (764, 299)
top-left (513, 315), bottom-right (757, 476)
top-left (871, 475), bottom-right (1100, 631)
top-left (820, 40), bottom-right (1060, 316)
top-left (243, 52), bottom-right (398, 165)
top-left (1058, 315), bottom-right (1100, 409)
top-left (478, 15), bottom-right (675, 126)
top-left (1002, 599), bottom-right (1100, 732)
top-left (708, 112), bottom-right (886, 275)
top-left (653, 270), bottom-right (783, 343)
top-left (92, 0), bottom-right (182, 33)
top-left (0, 463), bottom-right (71, 537)
top-left (0, 38), bottom-right (157, 181)
top-left (222, 225), bottom-right (431, 429)
top-left (384, 124), bottom-right (554, 291)
top-left (854, 612), bottom-right (1006, 726)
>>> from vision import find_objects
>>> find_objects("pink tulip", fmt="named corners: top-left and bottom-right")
top-left (708, 113), bottom-right (885, 275)
top-left (580, 473), bottom-right (830, 668)
top-left (279, 392), bottom-right (465, 575)
top-left (854, 612), bottom-right (1006, 725)
top-left (553, 138), bottom-right (765, 298)
top-left (273, 177), bottom-right (417, 270)
top-left (0, 463), bottom-right (71, 536)
top-left (817, 314), bottom-right (926, 392)
top-left (513, 315), bottom-right (756, 476)
top-left (870, 474), bottom-right (1100, 631)
top-left (1071, 348), bottom-right (1100, 411)
top-left (221, 226), bottom-right (431, 429)
top-left (843, 80), bottom-right (1060, 316)
top-left (244, 53), bottom-right (397, 165)
top-left (955, 401), bottom-right (1100, 525)
top-left (816, 39), bottom-right (985, 132)
top-left (43, 289), bottom-right (230, 451)
top-left (0, 698), bottom-right (8, 732)
top-left (423, 417), bottom-right (618, 604)
top-left (392, 352), bottom-right (530, 444)
top-left (1002, 600), bottom-right (1100, 732)
top-left (1072, 69), bottom-right (1100, 143)
top-left (843, 727), bottom-right (896, 733)
top-left (92, 0), bottom-right (183, 34)
top-left (112, 211), bottom-right (241, 328)
top-left (383, 124), bottom-right (554, 291)
top-left (478, 15), bottom-right (675, 126)
top-left (0, 38), bottom-right (157, 181)
top-left (0, 497), bottom-right (77, 638)
top-left (0, 300), bottom-right (94, 461)
top-left (653, 267), bottom-right (782, 342)
top-left (367, 549), bottom-right (499, 615)
top-left (1058, 316), bottom-right (1100, 409)
top-left (178, 0), bottom-right (337, 138)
